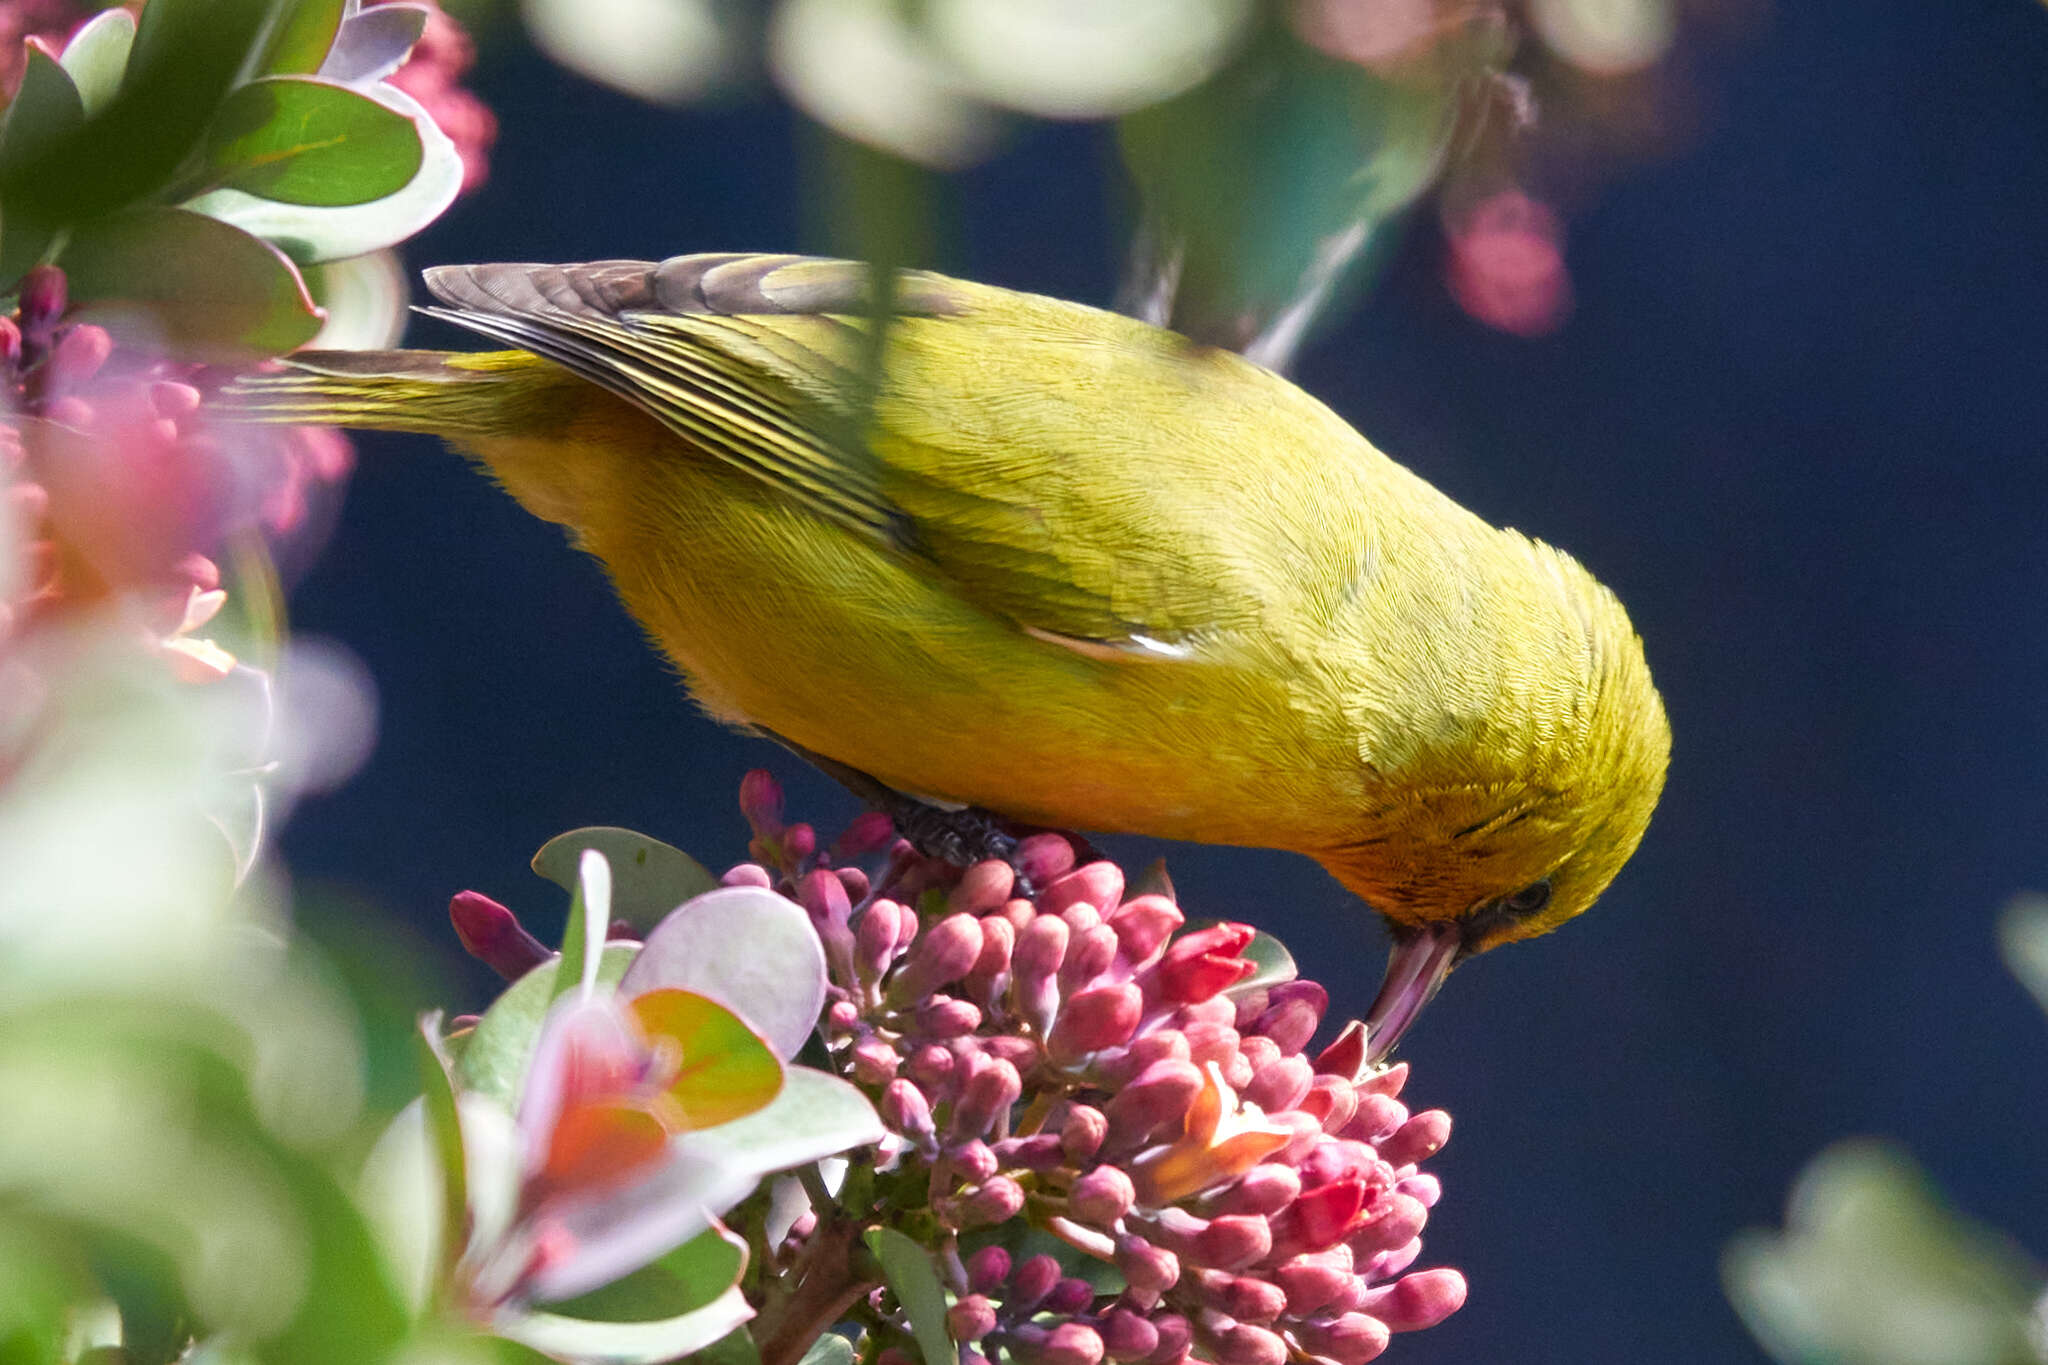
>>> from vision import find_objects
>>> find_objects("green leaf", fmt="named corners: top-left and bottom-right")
top-left (62, 206), bottom-right (324, 360)
top-left (678, 1067), bottom-right (885, 1179)
top-left (630, 989), bottom-right (784, 1129)
top-left (182, 82), bottom-right (461, 263)
top-left (532, 827), bottom-right (721, 933)
top-left (1998, 894), bottom-right (2048, 1019)
top-left (0, 45), bottom-right (85, 180)
top-left (544, 1226), bottom-right (747, 1324)
top-left (864, 1228), bottom-right (956, 1365)
top-left (0, 46), bottom-right (83, 286)
top-left (414, 1015), bottom-right (467, 1285)
top-left (456, 944), bottom-right (637, 1107)
top-left (8, 0), bottom-right (272, 221)
top-left (256, 0), bottom-right (346, 76)
top-left (797, 1336), bottom-right (854, 1365)
top-left (57, 9), bottom-right (136, 117)
top-left (203, 77), bottom-right (422, 207)
top-left (502, 1285), bottom-right (755, 1365)
top-left (553, 848), bottom-right (613, 1006)
top-left (1232, 929), bottom-right (1297, 995)
top-left (701, 1327), bottom-right (766, 1365)
top-left (619, 886), bottom-right (827, 1061)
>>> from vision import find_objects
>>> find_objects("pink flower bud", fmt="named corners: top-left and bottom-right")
top-left (827, 1000), bottom-right (861, 1031)
top-left (1154, 924), bottom-right (1256, 1003)
top-left (1272, 1248), bottom-right (1355, 1315)
top-left (850, 1038), bottom-right (900, 1084)
top-left (1300, 1075), bottom-right (1358, 1134)
top-left (1014, 832), bottom-right (1079, 886)
top-left (782, 822), bottom-right (817, 865)
top-left (832, 810), bottom-right (896, 859)
top-left (448, 890), bottom-right (550, 980)
top-left (1038, 861), bottom-right (1124, 917)
top-left (1243, 1055), bottom-right (1312, 1113)
top-left (1012, 914), bottom-right (1069, 1029)
top-left (1360, 1237), bottom-right (1422, 1283)
top-left (948, 1294), bottom-right (998, 1343)
top-left (1291, 1312), bottom-right (1389, 1365)
top-left (1107, 894), bottom-right (1183, 963)
top-left (1358, 1061), bottom-right (1408, 1098)
top-left (1396, 1173), bottom-right (1440, 1208)
top-left (1060, 923), bottom-right (1119, 991)
top-left (1181, 1021), bottom-right (1241, 1070)
top-left (722, 863), bottom-right (773, 888)
top-left (1023, 1323), bottom-right (1104, 1365)
top-left (1375, 1110), bottom-right (1451, 1168)
top-left (738, 769), bottom-right (784, 836)
top-left (1140, 1314), bottom-right (1190, 1365)
top-left (966, 1244), bottom-right (1012, 1292)
top-left (1190, 1214), bottom-right (1272, 1270)
top-left (1011, 1253), bottom-right (1062, 1309)
top-left (1060, 1104), bottom-right (1108, 1163)
top-left (148, 381), bottom-right (203, 421)
top-left (856, 900), bottom-right (907, 984)
top-left (915, 995), bottom-right (982, 1037)
top-left (1314, 1021), bottom-right (1369, 1079)
top-left (1356, 1268), bottom-right (1466, 1331)
top-left (1300, 1138), bottom-right (1377, 1189)
top-left (1249, 982), bottom-right (1326, 1055)
top-left (1068, 1164), bottom-right (1136, 1226)
top-left (945, 1139), bottom-right (999, 1185)
top-left (983, 1035), bottom-right (1040, 1071)
top-left (949, 1056), bottom-right (1022, 1141)
top-left (1098, 1308), bottom-right (1159, 1362)
top-left (1238, 1035), bottom-right (1279, 1074)
top-left (1202, 1164), bottom-right (1299, 1217)
top-left (1347, 1193), bottom-right (1428, 1258)
top-left (1208, 1320), bottom-right (1286, 1365)
top-left (907, 1043), bottom-right (955, 1091)
top-left (1114, 1234), bottom-right (1180, 1304)
top-left (947, 1175), bottom-right (1025, 1228)
top-left (836, 866), bottom-right (871, 902)
top-left (880, 1078), bottom-right (935, 1147)
top-left (1044, 1276), bottom-right (1095, 1315)
top-left (993, 1133), bottom-right (1065, 1170)
top-left (798, 867), bottom-right (852, 927)
top-left (1104, 1058), bottom-right (1204, 1149)
top-left (961, 911), bottom-right (1015, 1002)
top-left (1096, 1028), bottom-right (1191, 1086)
top-left (19, 266), bottom-right (66, 332)
top-left (1049, 982), bottom-right (1142, 1060)
top-left (1190, 1269), bottom-right (1286, 1323)
top-left (1346, 1094), bottom-right (1409, 1145)
top-left (47, 325), bottom-right (110, 386)
top-left (946, 858), bottom-right (1015, 916)
top-left (0, 316), bottom-right (19, 365)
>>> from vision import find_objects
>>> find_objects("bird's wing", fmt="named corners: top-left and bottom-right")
top-left (420, 252), bottom-right (1346, 651)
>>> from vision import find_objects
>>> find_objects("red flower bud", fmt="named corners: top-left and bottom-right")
top-left (1314, 1021), bottom-right (1370, 1079)
top-left (1346, 1093), bottom-right (1409, 1144)
top-left (1243, 1054), bottom-right (1313, 1114)
top-left (881, 1079), bottom-right (935, 1147)
top-left (947, 1175), bottom-right (1025, 1228)
top-left (738, 769), bottom-right (784, 836)
top-left (1060, 1103), bottom-right (1108, 1163)
top-left (1272, 1248), bottom-right (1355, 1315)
top-left (1044, 1276), bottom-right (1095, 1315)
top-left (1011, 1252), bottom-right (1062, 1309)
top-left (992, 1133), bottom-right (1064, 1170)
top-left (1190, 1214), bottom-right (1272, 1270)
top-left (1059, 922), bottom-right (1119, 991)
top-left (1207, 1320), bottom-right (1286, 1365)
top-left (1190, 1268), bottom-right (1286, 1323)
top-left (1346, 1193), bottom-right (1428, 1258)
top-left (1154, 924), bottom-right (1256, 1003)
top-left (964, 912), bottom-right (1015, 1002)
top-left (1014, 832), bottom-right (1079, 885)
top-left (914, 994), bottom-right (982, 1038)
top-left (850, 1038), bottom-right (899, 1084)
top-left (448, 890), bottom-right (550, 980)
top-left (1115, 1234), bottom-right (1181, 1304)
top-left (1024, 1323), bottom-right (1105, 1365)
top-left (1271, 1177), bottom-right (1369, 1258)
top-left (1099, 1309), bottom-right (1159, 1363)
top-left (949, 1055), bottom-right (1022, 1141)
top-left (1200, 1164), bottom-right (1300, 1218)
top-left (1140, 1314), bottom-right (1190, 1365)
top-left (1249, 982), bottom-right (1326, 1055)
top-left (19, 266), bottom-right (66, 333)
top-left (855, 900), bottom-right (907, 984)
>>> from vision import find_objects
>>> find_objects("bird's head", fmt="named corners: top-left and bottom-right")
top-left (1318, 538), bottom-right (1671, 1062)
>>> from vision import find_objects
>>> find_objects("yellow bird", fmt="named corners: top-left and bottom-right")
top-left (226, 251), bottom-right (1670, 1058)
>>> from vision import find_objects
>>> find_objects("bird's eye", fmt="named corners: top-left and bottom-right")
top-left (1503, 879), bottom-right (1553, 917)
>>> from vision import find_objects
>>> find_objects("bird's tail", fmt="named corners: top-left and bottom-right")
top-left (216, 348), bottom-right (572, 440)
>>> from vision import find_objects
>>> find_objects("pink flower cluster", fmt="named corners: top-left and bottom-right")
top-left (732, 773), bottom-right (1466, 1365)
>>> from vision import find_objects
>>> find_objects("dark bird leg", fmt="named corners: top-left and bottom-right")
top-left (757, 729), bottom-right (1022, 871)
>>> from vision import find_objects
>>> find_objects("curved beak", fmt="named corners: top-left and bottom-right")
top-left (1364, 922), bottom-right (1461, 1063)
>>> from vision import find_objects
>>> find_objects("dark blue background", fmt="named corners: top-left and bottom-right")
top-left (281, 4), bottom-right (2048, 1361)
